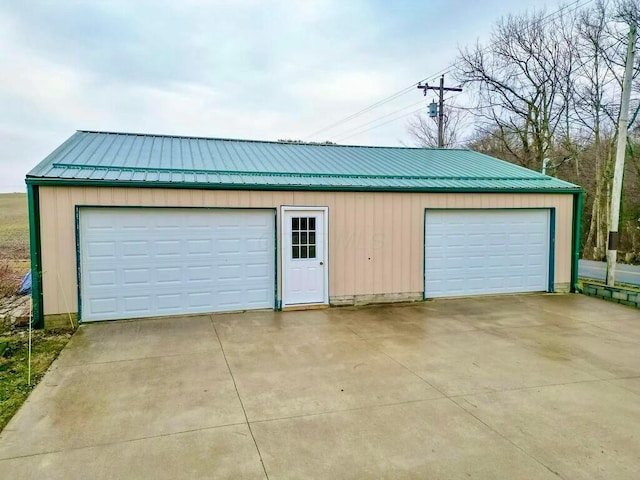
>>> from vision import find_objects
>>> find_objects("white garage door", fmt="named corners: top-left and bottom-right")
top-left (424, 209), bottom-right (550, 298)
top-left (79, 208), bottom-right (275, 321)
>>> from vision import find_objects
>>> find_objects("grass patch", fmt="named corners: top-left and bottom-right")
top-left (0, 193), bottom-right (29, 298)
top-left (0, 327), bottom-right (72, 432)
top-left (0, 193), bottom-right (29, 259)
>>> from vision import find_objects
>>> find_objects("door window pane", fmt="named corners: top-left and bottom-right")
top-left (291, 216), bottom-right (317, 260)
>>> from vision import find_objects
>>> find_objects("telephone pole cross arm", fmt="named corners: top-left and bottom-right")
top-left (417, 75), bottom-right (462, 147)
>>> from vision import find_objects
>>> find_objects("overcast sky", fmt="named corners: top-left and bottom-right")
top-left (0, 0), bottom-right (565, 192)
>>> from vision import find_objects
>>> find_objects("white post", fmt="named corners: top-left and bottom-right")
top-left (542, 158), bottom-right (550, 175)
top-left (28, 296), bottom-right (32, 386)
top-left (607, 23), bottom-right (636, 286)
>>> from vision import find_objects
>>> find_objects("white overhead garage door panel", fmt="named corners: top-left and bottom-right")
top-left (79, 208), bottom-right (275, 321)
top-left (424, 209), bottom-right (550, 298)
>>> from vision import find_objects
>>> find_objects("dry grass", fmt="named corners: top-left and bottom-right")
top-left (0, 193), bottom-right (29, 297)
top-left (0, 193), bottom-right (29, 258)
top-left (0, 264), bottom-right (19, 298)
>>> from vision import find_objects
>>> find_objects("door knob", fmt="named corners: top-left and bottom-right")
top-left (320, 261), bottom-right (324, 265)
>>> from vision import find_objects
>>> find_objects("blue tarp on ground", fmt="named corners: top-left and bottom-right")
top-left (18, 270), bottom-right (31, 295)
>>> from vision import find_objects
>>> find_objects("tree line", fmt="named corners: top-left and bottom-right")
top-left (409, 0), bottom-right (640, 263)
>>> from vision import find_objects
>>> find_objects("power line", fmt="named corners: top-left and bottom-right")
top-left (333, 106), bottom-right (427, 143)
top-left (303, 72), bottom-right (445, 141)
top-left (332, 90), bottom-right (471, 144)
top-left (426, 0), bottom-right (594, 85)
top-left (302, 0), bottom-right (596, 145)
top-left (304, 64), bottom-right (460, 141)
top-left (326, 90), bottom-right (463, 143)
top-left (325, 0), bottom-right (594, 143)
top-left (327, 86), bottom-right (465, 143)
top-left (417, 75), bottom-right (463, 147)
top-left (325, 99), bottom-right (425, 141)
top-left (435, 0), bottom-right (594, 78)
top-left (330, 90), bottom-right (467, 143)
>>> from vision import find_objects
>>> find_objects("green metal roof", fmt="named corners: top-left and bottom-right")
top-left (26, 130), bottom-right (581, 192)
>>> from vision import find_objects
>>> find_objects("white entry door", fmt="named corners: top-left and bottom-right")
top-left (282, 207), bottom-right (328, 306)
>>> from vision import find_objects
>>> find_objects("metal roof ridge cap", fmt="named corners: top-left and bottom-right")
top-left (468, 150), bottom-right (562, 176)
top-left (47, 162), bottom-right (563, 181)
top-left (74, 130), bottom-right (472, 151)
top-left (26, 131), bottom-right (84, 175)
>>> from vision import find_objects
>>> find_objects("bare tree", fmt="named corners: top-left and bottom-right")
top-left (456, 10), bottom-right (577, 171)
top-left (454, 1), bottom-right (640, 260)
top-left (407, 105), bottom-right (468, 148)
top-left (573, 1), bottom-right (620, 259)
top-left (572, 0), bottom-right (640, 259)
top-left (422, 0), bottom-right (640, 260)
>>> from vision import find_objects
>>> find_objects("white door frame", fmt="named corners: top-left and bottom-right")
top-left (281, 206), bottom-right (329, 307)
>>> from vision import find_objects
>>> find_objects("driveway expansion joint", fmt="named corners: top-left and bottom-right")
top-left (0, 422), bottom-right (248, 461)
top-left (247, 396), bottom-right (447, 425)
top-left (451, 396), bottom-right (566, 479)
top-left (54, 349), bottom-right (219, 368)
top-left (447, 377), bottom-right (610, 399)
top-left (210, 316), bottom-right (270, 480)
top-left (344, 325), bottom-right (450, 398)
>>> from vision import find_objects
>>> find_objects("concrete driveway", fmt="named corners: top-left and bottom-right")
top-left (1, 294), bottom-right (639, 479)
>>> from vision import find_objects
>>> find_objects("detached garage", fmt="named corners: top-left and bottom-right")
top-left (26, 131), bottom-right (582, 327)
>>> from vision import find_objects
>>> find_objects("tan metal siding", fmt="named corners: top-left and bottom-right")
top-left (38, 186), bottom-right (575, 315)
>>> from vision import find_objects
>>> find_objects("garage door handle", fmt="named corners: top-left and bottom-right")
top-left (320, 261), bottom-right (324, 266)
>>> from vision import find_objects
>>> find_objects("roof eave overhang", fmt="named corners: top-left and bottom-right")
top-left (25, 176), bottom-right (583, 194)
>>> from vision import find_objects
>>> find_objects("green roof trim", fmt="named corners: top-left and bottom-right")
top-left (26, 130), bottom-right (581, 193)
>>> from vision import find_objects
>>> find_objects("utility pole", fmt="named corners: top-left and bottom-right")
top-left (607, 22), bottom-right (636, 286)
top-left (417, 75), bottom-right (462, 147)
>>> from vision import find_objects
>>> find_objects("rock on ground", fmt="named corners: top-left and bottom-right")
top-left (0, 295), bottom-right (32, 327)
